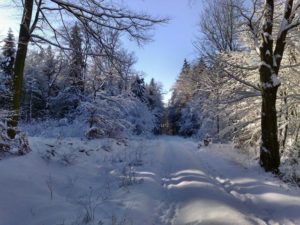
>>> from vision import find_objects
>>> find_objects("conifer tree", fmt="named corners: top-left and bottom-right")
top-left (146, 78), bottom-right (164, 134)
top-left (1, 28), bottom-right (16, 77)
top-left (0, 28), bottom-right (16, 110)
top-left (131, 75), bottom-right (146, 102)
top-left (69, 23), bottom-right (84, 93)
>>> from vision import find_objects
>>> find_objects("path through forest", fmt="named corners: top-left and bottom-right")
top-left (140, 137), bottom-right (300, 225)
top-left (1, 136), bottom-right (300, 225)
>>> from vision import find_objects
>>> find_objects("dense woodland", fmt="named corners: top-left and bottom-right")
top-left (0, 26), bottom-right (164, 136)
top-left (0, 0), bottom-right (300, 179)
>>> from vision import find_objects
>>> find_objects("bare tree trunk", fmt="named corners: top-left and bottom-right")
top-left (258, 0), bottom-right (279, 172)
top-left (260, 87), bottom-right (280, 172)
top-left (259, 0), bottom-right (297, 172)
top-left (7, 0), bottom-right (34, 139)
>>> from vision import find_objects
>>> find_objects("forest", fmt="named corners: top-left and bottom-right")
top-left (0, 0), bottom-right (300, 224)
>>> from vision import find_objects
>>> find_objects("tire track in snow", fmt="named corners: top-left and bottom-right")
top-left (196, 146), bottom-right (296, 225)
top-left (154, 138), bottom-right (255, 224)
top-left (144, 138), bottom-right (298, 225)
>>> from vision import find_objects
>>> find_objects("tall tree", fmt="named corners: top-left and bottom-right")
top-left (168, 60), bottom-right (191, 135)
top-left (7, 0), bottom-right (34, 138)
top-left (258, 0), bottom-right (300, 172)
top-left (68, 23), bottom-right (84, 93)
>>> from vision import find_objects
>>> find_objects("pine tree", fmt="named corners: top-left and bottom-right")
top-left (181, 59), bottom-right (190, 74)
top-left (168, 59), bottom-right (192, 135)
top-left (1, 28), bottom-right (16, 76)
top-left (131, 75), bottom-right (146, 102)
top-left (146, 78), bottom-right (164, 134)
top-left (69, 23), bottom-right (84, 93)
top-left (0, 28), bottom-right (16, 110)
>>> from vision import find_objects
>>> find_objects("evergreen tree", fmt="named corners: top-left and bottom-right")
top-left (131, 75), bottom-right (146, 102)
top-left (0, 28), bottom-right (16, 110)
top-left (146, 78), bottom-right (164, 134)
top-left (181, 59), bottom-right (190, 74)
top-left (69, 23), bottom-right (84, 93)
top-left (168, 59), bottom-right (193, 135)
top-left (1, 28), bottom-right (16, 76)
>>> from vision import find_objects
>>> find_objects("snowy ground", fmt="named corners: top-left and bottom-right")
top-left (1, 136), bottom-right (300, 225)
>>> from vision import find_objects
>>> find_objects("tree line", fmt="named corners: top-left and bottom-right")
top-left (0, 0), bottom-right (167, 151)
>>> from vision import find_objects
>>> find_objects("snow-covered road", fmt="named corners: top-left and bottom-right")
top-left (1, 136), bottom-right (300, 225)
top-left (133, 137), bottom-right (300, 225)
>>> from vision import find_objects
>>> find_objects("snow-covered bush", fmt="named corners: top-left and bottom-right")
top-left (21, 117), bottom-right (87, 138)
top-left (280, 144), bottom-right (300, 185)
top-left (21, 92), bottom-right (156, 139)
top-left (84, 93), bottom-right (155, 139)
top-left (49, 87), bottom-right (82, 118)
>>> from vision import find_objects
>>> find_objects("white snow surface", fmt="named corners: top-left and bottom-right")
top-left (1, 136), bottom-right (300, 225)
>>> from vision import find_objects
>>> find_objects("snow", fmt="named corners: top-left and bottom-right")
top-left (271, 74), bottom-right (281, 87)
top-left (260, 73), bottom-right (281, 89)
top-left (260, 61), bottom-right (272, 70)
top-left (1, 136), bottom-right (300, 225)
top-left (261, 146), bottom-right (270, 153)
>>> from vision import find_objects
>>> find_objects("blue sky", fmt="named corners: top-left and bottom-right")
top-left (123, 0), bottom-right (202, 102)
top-left (0, 0), bottom-right (202, 102)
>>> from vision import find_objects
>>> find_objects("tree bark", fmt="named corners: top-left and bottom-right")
top-left (7, 0), bottom-right (34, 139)
top-left (258, 0), bottom-right (298, 172)
top-left (258, 0), bottom-right (280, 172)
top-left (260, 87), bottom-right (280, 172)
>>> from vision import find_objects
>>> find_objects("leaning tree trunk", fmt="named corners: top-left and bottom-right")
top-left (7, 0), bottom-right (34, 139)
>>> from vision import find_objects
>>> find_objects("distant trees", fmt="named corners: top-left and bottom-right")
top-left (7, 0), bottom-right (167, 138)
top-left (130, 75), bottom-right (164, 134)
top-left (7, 37), bottom-right (164, 139)
top-left (168, 59), bottom-right (191, 135)
top-left (168, 59), bottom-right (211, 137)
top-left (21, 46), bottom-right (65, 120)
top-left (146, 78), bottom-right (164, 134)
